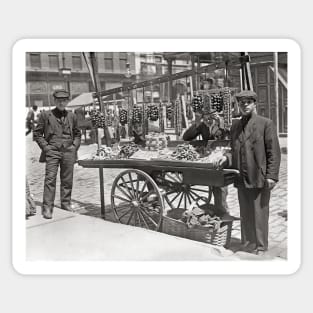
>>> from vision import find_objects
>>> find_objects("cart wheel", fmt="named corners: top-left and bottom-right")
top-left (154, 171), bottom-right (212, 211)
top-left (111, 169), bottom-right (164, 231)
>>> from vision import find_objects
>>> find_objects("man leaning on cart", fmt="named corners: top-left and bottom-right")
top-left (214, 90), bottom-right (281, 255)
top-left (182, 107), bottom-right (235, 220)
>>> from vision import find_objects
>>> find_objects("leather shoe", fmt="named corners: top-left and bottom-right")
top-left (61, 203), bottom-right (74, 212)
top-left (255, 249), bottom-right (267, 256)
top-left (241, 241), bottom-right (257, 253)
top-left (42, 209), bottom-right (53, 219)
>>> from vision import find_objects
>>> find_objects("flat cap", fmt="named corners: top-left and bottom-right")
top-left (235, 90), bottom-right (257, 101)
top-left (53, 89), bottom-right (70, 99)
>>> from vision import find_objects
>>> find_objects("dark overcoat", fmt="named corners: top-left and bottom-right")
top-left (228, 113), bottom-right (281, 188)
top-left (33, 110), bottom-right (81, 162)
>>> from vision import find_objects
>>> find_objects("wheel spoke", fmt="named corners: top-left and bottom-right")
top-left (184, 193), bottom-right (187, 211)
top-left (128, 172), bottom-right (136, 198)
top-left (113, 194), bottom-right (132, 203)
top-left (135, 175), bottom-right (140, 199)
top-left (190, 187), bottom-right (209, 193)
top-left (141, 191), bottom-right (156, 202)
top-left (135, 211), bottom-right (140, 226)
top-left (120, 176), bottom-right (134, 198)
top-left (167, 172), bottom-right (182, 183)
top-left (138, 211), bottom-right (150, 229)
top-left (168, 191), bottom-right (181, 204)
top-left (140, 207), bottom-right (158, 227)
top-left (186, 192), bottom-right (193, 204)
top-left (189, 189), bottom-right (202, 200)
top-left (118, 207), bottom-right (134, 220)
top-left (126, 209), bottom-right (136, 225)
top-left (116, 184), bottom-right (133, 201)
top-left (164, 195), bottom-right (175, 210)
top-left (177, 192), bottom-right (184, 209)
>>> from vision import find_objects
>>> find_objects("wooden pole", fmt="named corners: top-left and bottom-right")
top-left (90, 52), bottom-right (111, 147)
top-left (89, 52), bottom-right (106, 218)
top-left (274, 52), bottom-right (280, 133)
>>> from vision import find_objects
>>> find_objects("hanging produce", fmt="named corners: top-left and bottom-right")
top-left (222, 88), bottom-right (231, 129)
top-left (166, 103), bottom-right (173, 120)
top-left (192, 95), bottom-right (204, 112)
top-left (211, 93), bottom-right (223, 112)
top-left (131, 106), bottom-right (143, 124)
top-left (119, 109), bottom-right (128, 125)
top-left (147, 105), bottom-right (159, 121)
top-left (90, 109), bottom-right (106, 128)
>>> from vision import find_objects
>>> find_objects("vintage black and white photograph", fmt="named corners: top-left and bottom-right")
top-left (13, 39), bottom-right (300, 274)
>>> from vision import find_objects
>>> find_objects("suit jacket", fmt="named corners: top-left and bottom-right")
top-left (33, 110), bottom-right (81, 163)
top-left (227, 113), bottom-right (281, 188)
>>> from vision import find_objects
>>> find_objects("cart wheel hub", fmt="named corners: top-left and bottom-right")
top-left (182, 184), bottom-right (189, 191)
top-left (131, 200), bottom-right (140, 208)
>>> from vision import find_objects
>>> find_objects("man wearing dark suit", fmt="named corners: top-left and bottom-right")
top-left (183, 109), bottom-right (231, 218)
top-left (33, 90), bottom-right (81, 219)
top-left (216, 90), bottom-right (281, 255)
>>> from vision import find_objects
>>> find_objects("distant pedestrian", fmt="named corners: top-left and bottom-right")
top-left (26, 105), bottom-right (38, 136)
top-left (215, 90), bottom-right (281, 255)
top-left (33, 90), bottom-right (81, 219)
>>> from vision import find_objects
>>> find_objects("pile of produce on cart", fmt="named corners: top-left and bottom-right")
top-left (80, 142), bottom-right (230, 166)
top-left (145, 132), bottom-right (168, 151)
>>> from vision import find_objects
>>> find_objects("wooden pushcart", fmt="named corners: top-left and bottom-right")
top-left (78, 158), bottom-right (238, 233)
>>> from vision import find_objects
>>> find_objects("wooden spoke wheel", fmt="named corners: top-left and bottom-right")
top-left (111, 169), bottom-right (164, 231)
top-left (153, 171), bottom-right (212, 211)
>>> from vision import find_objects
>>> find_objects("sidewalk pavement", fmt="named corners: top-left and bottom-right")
top-left (27, 208), bottom-right (241, 261)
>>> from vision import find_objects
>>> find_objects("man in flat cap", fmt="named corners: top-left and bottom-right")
top-left (33, 89), bottom-right (81, 219)
top-left (215, 90), bottom-right (281, 255)
top-left (183, 107), bottom-right (232, 219)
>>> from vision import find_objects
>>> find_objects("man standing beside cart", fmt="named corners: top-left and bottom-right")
top-left (33, 89), bottom-right (81, 219)
top-left (216, 90), bottom-right (281, 255)
top-left (182, 107), bottom-right (233, 219)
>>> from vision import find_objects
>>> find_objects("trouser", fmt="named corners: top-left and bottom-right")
top-left (42, 145), bottom-right (76, 213)
top-left (212, 186), bottom-right (228, 215)
top-left (237, 187), bottom-right (271, 251)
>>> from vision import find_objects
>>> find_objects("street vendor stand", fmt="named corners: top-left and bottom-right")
top-left (77, 52), bottom-right (254, 247)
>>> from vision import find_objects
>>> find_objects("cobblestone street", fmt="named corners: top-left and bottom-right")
top-left (26, 135), bottom-right (288, 259)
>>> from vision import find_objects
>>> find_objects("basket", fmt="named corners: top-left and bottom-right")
top-left (161, 215), bottom-right (233, 248)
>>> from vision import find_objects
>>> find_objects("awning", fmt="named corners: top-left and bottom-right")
top-left (67, 92), bottom-right (95, 108)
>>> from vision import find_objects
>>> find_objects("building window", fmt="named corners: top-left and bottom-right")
top-left (120, 59), bottom-right (127, 72)
top-left (104, 58), bottom-right (113, 71)
top-left (155, 56), bottom-right (162, 63)
top-left (118, 52), bottom-right (128, 72)
top-left (72, 55), bottom-right (82, 70)
top-left (48, 55), bottom-right (59, 69)
top-left (30, 53), bottom-right (41, 68)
